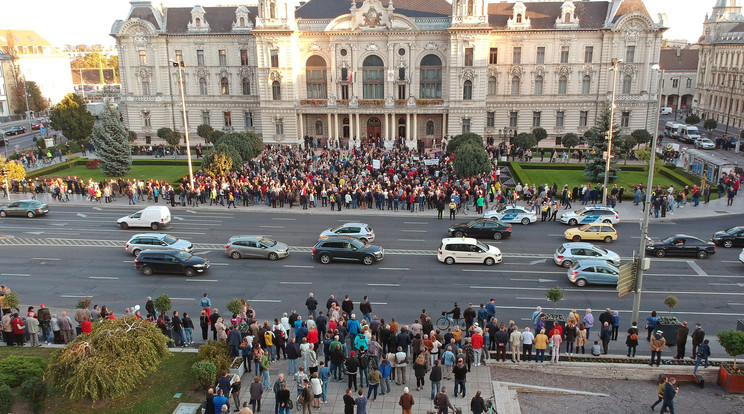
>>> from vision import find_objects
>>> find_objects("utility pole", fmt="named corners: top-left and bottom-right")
top-left (603, 58), bottom-right (621, 205)
top-left (171, 59), bottom-right (194, 191)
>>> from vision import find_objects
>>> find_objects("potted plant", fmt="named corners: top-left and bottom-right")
top-left (229, 355), bottom-right (245, 378)
top-left (544, 287), bottom-right (566, 332)
top-left (717, 330), bottom-right (744, 393)
top-left (657, 296), bottom-right (682, 346)
top-left (154, 294), bottom-right (174, 342)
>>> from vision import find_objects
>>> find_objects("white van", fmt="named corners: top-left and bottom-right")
top-left (437, 237), bottom-right (502, 266)
top-left (678, 125), bottom-right (701, 143)
top-left (664, 122), bottom-right (680, 137)
top-left (660, 107), bottom-right (673, 115)
top-left (671, 123), bottom-right (684, 139)
top-left (118, 206), bottom-right (172, 230)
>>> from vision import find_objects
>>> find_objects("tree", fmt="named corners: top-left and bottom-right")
top-left (532, 127), bottom-right (548, 144)
top-left (197, 124), bottom-right (214, 143)
top-left (453, 143), bottom-right (490, 177)
top-left (209, 130), bottom-right (225, 144)
top-left (636, 146), bottom-right (663, 176)
top-left (165, 131), bottom-right (182, 148)
top-left (45, 317), bottom-right (170, 402)
top-left (630, 129), bottom-right (652, 147)
top-left (202, 151), bottom-right (233, 177)
top-left (191, 361), bottom-right (217, 392)
top-left (0, 158), bottom-right (27, 184)
top-left (127, 130), bottom-right (138, 143)
top-left (157, 127), bottom-right (173, 142)
top-left (49, 93), bottom-right (95, 143)
top-left (225, 298), bottom-right (243, 315)
top-left (154, 294), bottom-right (172, 316)
top-left (15, 81), bottom-right (50, 113)
top-left (212, 143), bottom-right (242, 170)
top-left (513, 133), bottom-right (536, 149)
top-left (545, 286), bottom-right (564, 314)
top-left (717, 330), bottom-right (744, 369)
top-left (704, 118), bottom-right (718, 132)
top-left (583, 106), bottom-right (622, 182)
top-left (446, 132), bottom-right (483, 154)
top-left (562, 133), bottom-right (580, 150)
top-left (685, 114), bottom-right (701, 125)
top-left (90, 104), bottom-right (132, 176)
top-left (663, 296), bottom-right (679, 314)
top-left (2, 291), bottom-right (20, 311)
top-left (215, 132), bottom-right (264, 162)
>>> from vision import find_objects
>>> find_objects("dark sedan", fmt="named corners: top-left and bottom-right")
top-left (448, 218), bottom-right (512, 240)
top-left (712, 226), bottom-right (744, 248)
top-left (646, 234), bottom-right (716, 259)
top-left (312, 235), bottom-right (384, 265)
top-left (4, 126), bottom-right (26, 136)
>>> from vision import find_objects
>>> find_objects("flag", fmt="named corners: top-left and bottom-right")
top-left (409, 72), bottom-right (413, 85)
top-left (349, 72), bottom-right (354, 84)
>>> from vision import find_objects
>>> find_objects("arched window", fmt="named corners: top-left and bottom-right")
top-left (511, 76), bottom-right (520, 95)
top-left (240, 17), bottom-right (245, 26)
top-left (488, 77), bottom-right (497, 95)
top-left (306, 55), bottom-right (328, 99)
top-left (516, 14), bottom-right (522, 23)
top-left (467, 0), bottom-right (474, 15)
top-left (622, 75), bottom-right (632, 94)
top-left (141, 78), bottom-right (150, 96)
top-left (315, 120), bottom-right (323, 136)
top-left (558, 76), bottom-right (567, 94)
top-left (221, 77), bottom-right (229, 95)
top-left (463, 80), bottom-right (473, 100)
top-left (199, 77), bottom-right (207, 95)
top-left (582, 75), bottom-right (590, 94)
top-left (242, 78), bottom-right (250, 95)
top-left (363, 55), bottom-right (384, 99)
top-left (270, 2), bottom-right (276, 19)
top-left (272, 80), bottom-right (281, 100)
top-left (426, 120), bottom-right (435, 135)
top-left (420, 54), bottom-right (443, 99)
top-left (195, 18), bottom-right (202, 28)
top-left (534, 76), bottom-right (543, 95)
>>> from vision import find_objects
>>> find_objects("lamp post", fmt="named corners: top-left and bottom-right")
top-left (170, 59), bottom-right (195, 191)
top-left (22, 76), bottom-right (32, 132)
top-left (631, 65), bottom-right (664, 325)
top-left (602, 58), bottom-right (621, 205)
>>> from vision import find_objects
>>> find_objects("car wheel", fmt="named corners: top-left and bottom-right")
top-left (185, 268), bottom-right (196, 277)
top-left (132, 249), bottom-right (141, 257)
top-left (568, 219), bottom-right (578, 226)
top-left (454, 231), bottom-right (464, 238)
top-left (603, 236), bottom-right (613, 243)
top-left (655, 249), bottom-right (666, 258)
top-left (150, 223), bottom-right (160, 231)
top-left (697, 250), bottom-right (708, 259)
top-left (572, 235), bottom-right (582, 242)
top-left (142, 266), bottom-right (153, 276)
top-left (724, 240), bottom-right (734, 248)
top-left (576, 279), bottom-right (587, 287)
top-left (0, 211), bottom-right (6, 217)
top-left (444, 257), bottom-right (455, 265)
top-left (362, 255), bottom-right (374, 265)
top-left (319, 254), bottom-right (331, 264)
top-left (562, 260), bottom-right (572, 268)
top-left (521, 218), bottom-right (530, 225)
top-left (26, 211), bottom-right (34, 218)
top-left (268, 252), bottom-right (279, 261)
top-left (231, 251), bottom-right (242, 260)
top-left (493, 232), bottom-right (503, 240)
top-left (484, 257), bottom-right (495, 266)
top-left (602, 219), bottom-right (612, 224)
top-left (119, 222), bottom-right (129, 230)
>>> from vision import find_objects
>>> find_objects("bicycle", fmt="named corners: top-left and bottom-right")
top-left (484, 395), bottom-right (497, 414)
top-left (436, 312), bottom-right (466, 330)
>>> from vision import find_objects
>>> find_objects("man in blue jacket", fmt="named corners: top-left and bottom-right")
top-left (661, 377), bottom-right (678, 414)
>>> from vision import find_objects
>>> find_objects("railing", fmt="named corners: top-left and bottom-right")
top-left (300, 99), bottom-right (327, 107)
top-left (416, 99), bottom-right (444, 106)
top-left (358, 99), bottom-right (385, 106)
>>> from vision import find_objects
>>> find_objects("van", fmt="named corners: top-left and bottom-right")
top-left (671, 123), bottom-right (684, 139)
top-left (117, 206), bottom-right (171, 230)
top-left (678, 125), bottom-right (700, 143)
top-left (437, 237), bottom-right (502, 266)
top-left (664, 121), bottom-right (680, 137)
top-left (660, 107), bottom-right (673, 115)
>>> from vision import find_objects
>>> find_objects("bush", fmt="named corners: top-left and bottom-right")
top-left (197, 340), bottom-right (232, 375)
top-left (0, 356), bottom-right (46, 387)
top-left (225, 298), bottom-right (243, 315)
top-left (191, 361), bottom-right (217, 392)
top-left (2, 291), bottom-right (20, 311)
top-left (0, 384), bottom-right (13, 414)
top-left (663, 163), bottom-right (676, 170)
top-left (86, 159), bottom-right (102, 169)
top-left (664, 296), bottom-right (679, 314)
top-left (76, 297), bottom-right (92, 309)
top-left (154, 294), bottom-right (172, 315)
top-left (20, 378), bottom-right (47, 414)
top-left (446, 132), bottom-right (483, 154)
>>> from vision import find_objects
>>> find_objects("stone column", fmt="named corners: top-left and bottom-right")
top-left (327, 113), bottom-right (332, 145)
top-left (356, 113), bottom-right (361, 143)
top-left (334, 113), bottom-right (339, 145)
top-left (299, 113), bottom-right (304, 141)
top-left (413, 113), bottom-right (418, 142)
top-left (443, 113), bottom-right (448, 137)
top-left (406, 112), bottom-right (411, 145)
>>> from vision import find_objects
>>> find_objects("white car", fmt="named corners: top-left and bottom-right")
top-left (696, 138), bottom-right (715, 150)
top-left (319, 222), bottom-right (375, 243)
top-left (560, 206), bottom-right (619, 226)
top-left (483, 205), bottom-right (537, 225)
top-left (739, 248), bottom-right (744, 264)
top-left (438, 237), bottom-right (502, 266)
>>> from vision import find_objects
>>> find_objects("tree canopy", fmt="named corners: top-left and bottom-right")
top-left (197, 124), bottom-right (214, 143)
top-left (13, 81), bottom-right (49, 114)
top-left (453, 143), bottom-right (490, 177)
top-left (685, 114), bottom-right (701, 125)
top-left (215, 132), bottom-right (264, 162)
top-left (562, 133), bottom-right (580, 150)
top-left (90, 104), bottom-right (132, 176)
top-left (583, 106), bottom-right (622, 182)
top-left (49, 94), bottom-right (95, 143)
top-left (630, 129), bottom-right (652, 147)
top-left (514, 133), bottom-right (536, 149)
top-left (704, 118), bottom-right (718, 131)
top-left (532, 127), bottom-right (548, 143)
top-left (446, 132), bottom-right (483, 154)
top-left (202, 151), bottom-right (234, 177)
top-left (0, 158), bottom-right (26, 184)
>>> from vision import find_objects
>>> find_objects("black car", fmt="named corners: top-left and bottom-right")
top-left (4, 126), bottom-right (26, 136)
top-left (311, 235), bottom-right (384, 265)
top-left (448, 218), bottom-right (512, 240)
top-left (646, 234), bottom-right (716, 259)
top-left (712, 226), bottom-right (744, 248)
top-left (134, 250), bottom-right (210, 276)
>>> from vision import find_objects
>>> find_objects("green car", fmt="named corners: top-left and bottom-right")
top-left (0, 200), bottom-right (50, 218)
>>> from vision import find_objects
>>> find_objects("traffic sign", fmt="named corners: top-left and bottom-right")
top-left (40, 126), bottom-right (45, 134)
top-left (616, 259), bottom-right (637, 297)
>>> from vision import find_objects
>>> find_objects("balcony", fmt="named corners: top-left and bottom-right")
top-left (358, 99), bottom-right (385, 107)
top-left (416, 99), bottom-right (444, 106)
top-left (300, 99), bottom-right (327, 107)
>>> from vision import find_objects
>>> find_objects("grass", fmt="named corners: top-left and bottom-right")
top-left (32, 164), bottom-right (190, 185)
top-left (515, 168), bottom-right (683, 190)
top-left (0, 348), bottom-right (201, 414)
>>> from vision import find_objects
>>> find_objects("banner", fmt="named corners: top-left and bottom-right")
top-left (386, 69), bottom-right (395, 82)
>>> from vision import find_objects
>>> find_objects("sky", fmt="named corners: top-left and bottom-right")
top-left (0, 0), bottom-right (716, 47)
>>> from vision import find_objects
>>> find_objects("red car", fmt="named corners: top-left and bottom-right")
top-left (31, 121), bottom-right (43, 130)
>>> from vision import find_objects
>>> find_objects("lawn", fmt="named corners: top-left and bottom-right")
top-left (0, 348), bottom-right (201, 414)
top-left (32, 164), bottom-right (190, 185)
top-left (515, 168), bottom-right (682, 190)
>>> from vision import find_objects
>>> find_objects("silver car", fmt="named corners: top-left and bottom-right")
top-left (125, 233), bottom-right (193, 256)
top-left (319, 222), bottom-right (375, 243)
top-left (553, 242), bottom-right (621, 268)
top-left (225, 235), bottom-right (289, 260)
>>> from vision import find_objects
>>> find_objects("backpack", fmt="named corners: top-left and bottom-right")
top-left (630, 332), bottom-right (638, 341)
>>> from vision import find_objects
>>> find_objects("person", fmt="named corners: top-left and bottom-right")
top-left (434, 386), bottom-right (455, 414)
top-left (201, 293), bottom-right (212, 318)
top-left (650, 330), bottom-right (666, 367)
top-left (355, 388), bottom-right (368, 414)
top-left (412, 353), bottom-right (427, 391)
top-left (509, 325), bottom-right (522, 362)
top-left (398, 386), bottom-right (415, 414)
top-left (239, 401), bottom-right (254, 414)
top-left (626, 322), bottom-right (639, 357)
top-left (203, 388), bottom-right (215, 414)
top-left (300, 379), bottom-right (313, 414)
top-left (470, 390), bottom-right (486, 414)
top-left (213, 389), bottom-right (228, 414)
top-left (429, 359), bottom-right (442, 400)
top-left (452, 357), bottom-right (467, 398)
top-left (693, 339), bottom-right (711, 375)
top-left (533, 328), bottom-right (549, 363)
top-left (691, 323), bottom-right (705, 360)
top-left (379, 356), bottom-right (392, 396)
top-left (310, 372), bottom-right (323, 409)
top-left (277, 382), bottom-right (291, 414)
top-left (650, 375), bottom-right (666, 411)
top-left (591, 341), bottom-right (601, 356)
top-left (346, 350), bottom-right (359, 390)
top-left (674, 322), bottom-right (689, 359)
top-left (305, 293), bottom-right (318, 320)
top-left (646, 311), bottom-right (659, 341)
top-left (230, 375), bottom-right (241, 411)
top-left (612, 311), bottom-right (621, 341)
top-left (575, 323), bottom-right (587, 354)
top-left (367, 364), bottom-right (381, 400)
top-left (183, 312), bottom-right (194, 345)
top-left (395, 346), bottom-right (408, 385)
top-left (661, 377), bottom-right (678, 414)
top-left (273, 374), bottom-right (286, 414)
top-left (318, 362), bottom-right (331, 403)
top-left (583, 309), bottom-right (594, 338)
top-left (600, 322), bottom-right (612, 354)
top-left (449, 198), bottom-right (456, 220)
top-left (550, 327), bottom-right (562, 363)
top-left (200, 310), bottom-right (210, 341)
top-left (343, 389), bottom-right (356, 414)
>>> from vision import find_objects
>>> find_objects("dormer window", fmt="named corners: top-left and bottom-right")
top-left (232, 6), bottom-right (253, 31)
top-left (188, 5), bottom-right (210, 32)
top-left (195, 18), bottom-right (202, 28)
top-left (507, 2), bottom-right (531, 29)
top-left (556, 1), bottom-right (579, 28)
top-left (516, 14), bottom-right (522, 23)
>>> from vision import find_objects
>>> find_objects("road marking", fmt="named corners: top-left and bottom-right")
top-left (1, 273), bottom-right (30, 277)
top-left (464, 270), bottom-right (565, 274)
top-left (367, 283), bottom-right (400, 287)
top-left (370, 302), bottom-right (388, 305)
top-left (470, 286), bottom-right (744, 296)
top-left (528, 259), bottom-right (547, 265)
top-left (185, 279), bottom-right (219, 282)
top-left (172, 216), bottom-right (185, 221)
top-left (259, 225), bottom-right (285, 229)
top-left (279, 281), bottom-right (312, 285)
top-left (404, 222), bottom-right (428, 225)
top-left (284, 265), bottom-right (314, 269)
top-left (548, 234), bottom-right (564, 237)
top-left (122, 260), bottom-right (135, 263)
top-left (379, 267), bottom-right (409, 271)
top-left (510, 278), bottom-right (556, 283)
top-left (516, 297), bottom-right (546, 301)
top-left (88, 276), bottom-right (119, 280)
top-left (76, 213), bottom-right (88, 218)
top-left (398, 239), bottom-right (425, 242)
top-left (210, 263), bottom-right (229, 266)
top-left (709, 282), bottom-right (744, 287)
top-left (479, 304), bottom-right (744, 318)
top-left (25, 231), bottom-right (44, 235)
top-left (272, 218), bottom-right (296, 221)
top-left (495, 381), bottom-right (610, 397)
top-left (687, 261), bottom-right (707, 276)
top-left (520, 318), bottom-right (532, 321)
top-left (194, 251), bottom-right (212, 255)
top-left (727, 303), bottom-right (744, 306)
top-left (247, 299), bottom-right (282, 303)
top-left (32, 258), bottom-right (60, 261)
top-left (60, 295), bottom-right (92, 298)
top-left (722, 261), bottom-right (742, 263)
top-left (170, 297), bottom-right (196, 301)
top-left (401, 229), bottom-right (427, 233)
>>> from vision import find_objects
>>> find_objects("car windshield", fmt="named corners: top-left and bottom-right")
top-left (175, 251), bottom-right (192, 261)
top-left (661, 236), bottom-right (676, 244)
top-left (476, 241), bottom-right (489, 251)
top-left (578, 224), bottom-right (591, 231)
top-left (259, 237), bottom-right (277, 247)
top-left (726, 227), bottom-right (741, 235)
top-left (573, 209), bottom-right (585, 214)
top-left (161, 235), bottom-right (179, 245)
top-left (497, 206), bottom-right (508, 212)
top-left (330, 226), bottom-right (341, 232)
top-left (572, 262), bottom-right (581, 270)
top-left (595, 247), bottom-right (609, 255)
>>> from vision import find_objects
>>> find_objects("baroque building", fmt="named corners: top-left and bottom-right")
top-left (112, 0), bottom-right (666, 148)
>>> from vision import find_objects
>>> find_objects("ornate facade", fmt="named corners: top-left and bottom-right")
top-left (112, 0), bottom-right (666, 147)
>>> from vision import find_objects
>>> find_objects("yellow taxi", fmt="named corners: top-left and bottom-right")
top-left (564, 223), bottom-right (617, 243)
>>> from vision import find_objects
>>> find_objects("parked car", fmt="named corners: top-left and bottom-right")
top-left (447, 218), bottom-right (512, 240)
top-left (483, 205), bottom-right (537, 225)
top-left (4, 126), bottom-right (26, 136)
top-left (437, 237), bottom-right (503, 266)
top-left (560, 206), bottom-right (620, 226)
top-left (696, 138), bottom-right (715, 150)
top-left (312, 235), bottom-right (383, 265)
top-left (125, 233), bottom-right (193, 256)
top-left (31, 121), bottom-right (43, 130)
top-left (225, 235), bottom-right (289, 260)
top-left (568, 260), bottom-right (620, 287)
top-left (739, 248), bottom-right (744, 264)
top-left (646, 234), bottom-right (716, 259)
top-left (553, 242), bottom-right (621, 268)
top-left (0, 200), bottom-right (49, 218)
top-left (564, 223), bottom-right (617, 243)
top-left (712, 226), bottom-right (744, 248)
top-left (134, 250), bottom-right (210, 276)
top-left (319, 222), bottom-right (375, 243)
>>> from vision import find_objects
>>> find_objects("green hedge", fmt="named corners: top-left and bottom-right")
top-left (659, 167), bottom-right (697, 188)
top-left (516, 163), bottom-right (646, 172)
top-left (130, 159), bottom-right (202, 167)
top-left (26, 157), bottom-right (83, 178)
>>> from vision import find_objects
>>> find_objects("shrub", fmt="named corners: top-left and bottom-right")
top-left (86, 159), bottom-right (102, 169)
top-left (20, 378), bottom-right (47, 413)
top-left (718, 330), bottom-right (744, 369)
top-left (154, 294), bottom-right (173, 315)
top-left (2, 291), bottom-right (20, 311)
top-left (0, 356), bottom-right (46, 387)
top-left (446, 132), bottom-right (483, 154)
top-left (0, 384), bottom-right (13, 414)
top-left (225, 298), bottom-right (243, 315)
top-left (191, 361), bottom-right (217, 392)
top-left (197, 340), bottom-right (232, 374)
top-left (664, 296), bottom-right (679, 314)
top-left (663, 163), bottom-right (676, 170)
top-left (545, 286), bottom-right (564, 314)
top-left (76, 297), bottom-right (91, 309)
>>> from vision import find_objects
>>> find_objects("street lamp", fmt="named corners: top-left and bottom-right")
top-left (602, 58), bottom-right (621, 205)
top-left (170, 59), bottom-right (195, 191)
top-left (630, 64), bottom-right (664, 325)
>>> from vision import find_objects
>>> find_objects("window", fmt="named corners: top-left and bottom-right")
top-left (626, 46), bottom-right (635, 63)
top-left (511, 76), bottom-right (520, 95)
top-left (462, 118), bottom-right (471, 133)
top-left (363, 55), bottom-right (384, 99)
top-left (487, 111), bottom-right (495, 127)
top-left (488, 77), bottom-right (496, 95)
top-left (244, 111), bottom-right (253, 127)
top-left (143, 111), bottom-right (151, 127)
top-left (516, 13), bottom-right (523, 23)
top-left (218, 50), bottom-right (227, 66)
top-left (224, 111), bottom-right (232, 127)
top-left (513, 47), bottom-right (521, 64)
top-left (341, 67), bottom-right (348, 81)
top-left (584, 46), bottom-right (593, 63)
top-left (341, 84), bottom-right (349, 100)
top-left (175, 50), bottom-right (183, 64)
top-left (580, 110), bottom-right (588, 127)
top-left (398, 84), bottom-right (406, 100)
top-left (561, 46), bottom-right (569, 64)
top-left (556, 111), bottom-right (564, 127)
top-left (199, 77), bottom-right (207, 95)
top-left (509, 111), bottom-right (518, 127)
top-left (398, 67), bottom-right (405, 81)
top-left (202, 111), bottom-right (210, 126)
top-left (275, 118), bottom-right (284, 135)
top-left (622, 75), bottom-right (632, 94)
top-left (426, 120), bottom-right (435, 135)
top-left (463, 80), bottom-right (473, 100)
top-left (558, 76), bottom-right (567, 94)
top-left (489, 48), bottom-right (498, 65)
top-left (464, 48), bottom-right (474, 67)
top-left (270, 49), bottom-right (279, 68)
top-left (272, 80), bottom-right (281, 100)
top-left (220, 78), bottom-right (229, 95)
top-left (242, 78), bottom-right (251, 95)
top-left (306, 55), bottom-right (328, 99)
top-left (672, 78), bottom-right (679, 88)
top-left (141, 78), bottom-right (150, 95)
top-left (139, 50), bottom-right (147, 65)
top-left (621, 111), bottom-right (630, 127)
top-left (582, 75), bottom-right (591, 94)
top-left (419, 54), bottom-right (442, 99)
top-left (532, 111), bottom-right (541, 127)
top-left (536, 47), bottom-right (545, 64)
top-left (197, 50), bottom-right (205, 66)
top-left (240, 49), bottom-right (249, 66)
top-left (534, 76), bottom-right (544, 95)
top-left (315, 120), bottom-right (323, 136)
top-left (686, 78), bottom-right (692, 88)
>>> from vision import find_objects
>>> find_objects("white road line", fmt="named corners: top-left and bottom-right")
top-left (32, 257), bottom-right (60, 261)
top-left (516, 297), bottom-right (546, 301)
top-left (60, 295), bottom-right (92, 298)
top-left (210, 263), bottom-right (229, 266)
top-left (170, 298), bottom-right (196, 301)
top-left (464, 270), bottom-right (565, 274)
top-left (248, 299), bottom-right (282, 303)
top-left (1, 273), bottom-right (30, 277)
top-left (185, 279), bottom-right (219, 282)
top-left (722, 261), bottom-right (742, 264)
top-left (401, 229), bottom-right (427, 233)
top-left (398, 239), bottom-right (425, 242)
top-left (727, 303), bottom-right (744, 306)
top-left (687, 260), bottom-right (707, 276)
top-left (470, 286), bottom-right (744, 296)
top-left (367, 283), bottom-right (400, 287)
top-left (88, 276), bottom-right (119, 280)
top-left (370, 302), bottom-right (388, 305)
top-left (379, 267), bottom-right (409, 271)
top-left (404, 222), bottom-right (428, 225)
top-left (272, 218), bottom-right (297, 221)
top-left (284, 265), bottom-right (314, 268)
top-left (279, 281), bottom-right (312, 285)
top-left (122, 260), bottom-right (135, 263)
top-left (259, 225), bottom-right (285, 229)
top-left (483, 304), bottom-right (744, 318)
top-left (548, 234), bottom-right (563, 237)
